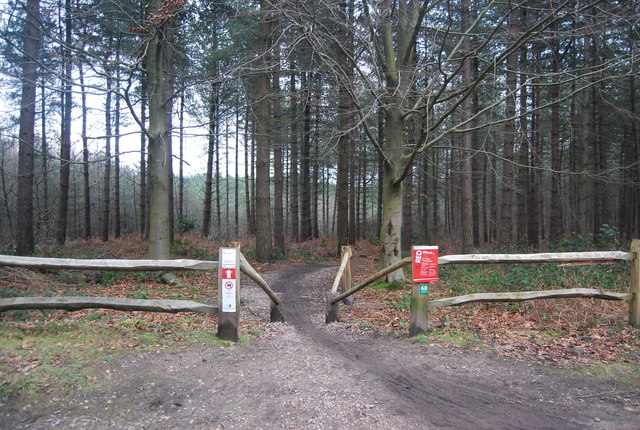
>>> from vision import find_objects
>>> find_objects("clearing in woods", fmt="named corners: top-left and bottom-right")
top-left (2, 263), bottom-right (640, 429)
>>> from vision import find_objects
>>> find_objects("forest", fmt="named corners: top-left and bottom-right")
top-left (1, 0), bottom-right (639, 270)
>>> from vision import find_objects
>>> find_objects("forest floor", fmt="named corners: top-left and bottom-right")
top-left (1, 236), bottom-right (640, 429)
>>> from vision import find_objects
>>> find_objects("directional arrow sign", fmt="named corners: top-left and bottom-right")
top-left (222, 268), bottom-right (236, 280)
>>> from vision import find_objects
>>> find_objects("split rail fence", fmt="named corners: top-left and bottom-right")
top-left (327, 240), bottom-right (640, 336)
top-left (0, 246), bottom-right (283, 342)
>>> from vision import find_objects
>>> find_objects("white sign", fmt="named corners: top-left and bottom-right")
top-left (220, 248), bottom-right (237, 269)
top-left (221, 279), bottom-right (237, 312)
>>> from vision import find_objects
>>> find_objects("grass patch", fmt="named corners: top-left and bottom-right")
top-left (551, 362), bottom-right (640, 386)
top-left (375, 279), bottom-right (411, 291)
top-left (0, 320), bottom-right (228, 402)
top-left (411, 329), bottom-right (483, 348)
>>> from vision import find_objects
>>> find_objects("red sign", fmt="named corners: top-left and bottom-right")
top-left (221, 268), bottom-right (237, 280)
top-left (412, 246), bottom-right (439, 283)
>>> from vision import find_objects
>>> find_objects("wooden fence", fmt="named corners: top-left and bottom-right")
top-left (0, 247), bottom-right (283, 341)
top-left (327, 240), bottom-right (640, 335)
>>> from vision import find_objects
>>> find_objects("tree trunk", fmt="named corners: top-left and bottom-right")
top-left (79, 59), bottom-right (91, 239)
top-left (576, 35), bottom-right (592, 235)
top-left (146, 0), bottom-right (173, 259)
top-left (225, 121), bottom-right (230, 232)
top-left (234, 104), bottom-right (240, 236)
top-left (56, 0), bottom-right (72, 245)
top-left (499, 9), bottom-right (518, 245)
top-left (254, 0), bottom-right (274, 262)
top-left (289, 63), bottom-right (299, 242)
top-left (178, 90), bottom-right (184, 226)
top-left (516, 94), bottom-right (529, 245)
top-left (101, 59), bottom-right (112, 242)
top-left (593, 84), bottom-right (604, 238)
top-left (15, 0), bottom-right (40, 256)
top-left (460, 0), bottom-right (474, 252)
top-left (620, 64), bottom-right (637, 240)
top-left (377, 105), bottom-right (384, 236)
top-left (549, 42), bottom-right (563, 243)
top-left (402, 166), bottom-right (413, 251)
top-left (250, 130), bottom-right (256, 235)
top-left (300, 72), bottom-right (312, 241)
top-left (215, 100), bottom-right (221, 234)
top-left (202, 83), bottom-right (217, 237)
top-left (1, 136), bottom-right (15, 241)
top-left (361, 143), bottom-right (367, 236)
top-left (38, 80), bottom-right (48, 241)
top-left (139, 59), bottom-right (147, 238)
top-left (244, 103), bottom-right (252, 235)
top-left (336, 2), bottom-right (351, 251)
top-left (515, 13), bottom-right (528, 246)
top-left (380, 108), bottom-right (405, 281)
top-left (528, 57), bottom-right (542, 248)
top-left (272, 40), bottom-right (285, 254)
top-left (312, 83), bottom-right (321, 239)
top-left (113, 44), bottom-right (121, 239)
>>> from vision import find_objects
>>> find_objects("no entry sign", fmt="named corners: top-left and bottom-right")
top-left (412, 246), bottom-right (439, 283)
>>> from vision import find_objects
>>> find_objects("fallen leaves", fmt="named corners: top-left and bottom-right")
top-left (2, 235), bottom-right (639, 371)
top-left (340, 258), bottom-right (640, 368)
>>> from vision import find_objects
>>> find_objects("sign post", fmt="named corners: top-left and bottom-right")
top-left (410, 246), bottom-right (439, 336)
top-left (218, 247), bottom-right (240, 341)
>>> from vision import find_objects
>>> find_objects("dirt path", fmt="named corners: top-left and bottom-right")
top-left (3, 263), bottom-right (640, 429)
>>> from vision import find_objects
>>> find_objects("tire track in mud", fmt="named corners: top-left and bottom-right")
top-left (271, 263), bottom-right (587, 430)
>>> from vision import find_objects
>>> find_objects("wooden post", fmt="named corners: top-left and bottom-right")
top-left (409, 246), bottom-right (437, 336)
top-left (270, 292), bottom-right (285, 322)
top-left (326, 292), bottom-right (340, 323)
top-left (409, 282), bottom-right (430, 336)
top-left (218, 247), bottom-right (241, 341)
top-left (340, 246), bottom-right (355, 306)
top-left (630, 239), bottom-right (640, 328)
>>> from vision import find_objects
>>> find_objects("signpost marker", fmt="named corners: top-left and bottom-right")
top-left (410, 246), bottom-right (438, 336)
top-left (218, 247), bottom-right (240, 341)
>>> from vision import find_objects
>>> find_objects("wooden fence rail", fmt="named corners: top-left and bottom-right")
top-left (0, 249), bottom-right (283, 340)
top-left (326, 243), bottom-right (640, 332)
top-left (0, 254), bottom-right (281, 306)
top-left (0, 296), bottom-right (218, 314)
top-left (0, 255), bottom-right (219, 271)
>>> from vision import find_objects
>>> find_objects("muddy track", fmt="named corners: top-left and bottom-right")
top-left (272, 263), bottom-right (639, 430)
top-left (2, 263), bottom-right (639, 429)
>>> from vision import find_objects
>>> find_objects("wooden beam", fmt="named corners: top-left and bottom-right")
top-left (429, 288), bottom-right (633, 309)
top-left (332, 257), bottom-right (412, 304)
top-left (0, 255), bottom-right (219, 271)
top-left (331, 247), bottom-right (352, 293)
top-left (439, 251), bottom-right (632, 265)
top-left (238, 252), bottom-right (281, 305)
top-left (0, 296), bottom-right (217, 314)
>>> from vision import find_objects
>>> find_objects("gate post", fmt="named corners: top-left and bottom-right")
top-left (340, 246), bottom-right (355, 306)
top-left (218, 247), bottom-right (240, 341)
top-left (326, 292), bottom-right (340, 323)
top-left (409, 283), bottom-right (430, 336)
top-left (630, 239), bottom-right (640, 328)
top-left (410, 246), bottom-right (438, 336)
top-left (270, 292), bottom-right (285, 322)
